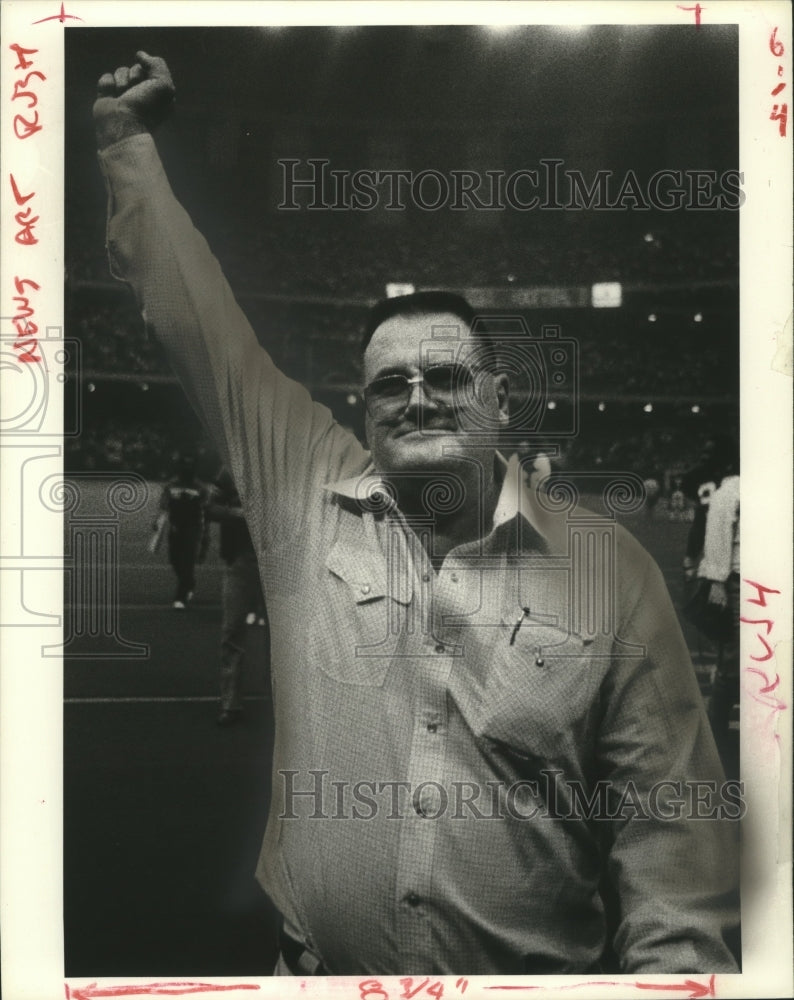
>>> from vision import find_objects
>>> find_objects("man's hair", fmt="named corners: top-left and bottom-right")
top-left (361, 290), bottom-right (499, 372)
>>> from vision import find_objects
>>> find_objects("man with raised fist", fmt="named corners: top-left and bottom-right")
top-left (93, 52), bottom-right (739, 977)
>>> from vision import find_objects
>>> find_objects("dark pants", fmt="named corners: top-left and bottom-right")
top-left (709, 573), bottom-right (740, 746)
top-left (220, 550), bottom-right (265, 711)
top-left (168, 531), bottom-right (200, 602)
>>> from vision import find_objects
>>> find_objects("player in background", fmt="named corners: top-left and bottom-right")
top-left (206, 468), bottom-right (269, 725)
top-left (696, 440), bottom-right (740, 758)
top-left (152, 452), bottom-right (210, 609)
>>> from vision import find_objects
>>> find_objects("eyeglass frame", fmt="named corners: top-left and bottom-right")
top-left (362, 362), bottom-right (481, 420)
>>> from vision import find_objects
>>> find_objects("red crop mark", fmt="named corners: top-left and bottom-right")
top-left (33, 2), bottom-right (84, 24)
top-left (485, 976), bottom-right (715, 997)
top-left (677, 4), bottom-right (705, 27)
top-left (635, 975), bottom-right (715, 998)
top-left (65, 984), bottom-right (260, 1000)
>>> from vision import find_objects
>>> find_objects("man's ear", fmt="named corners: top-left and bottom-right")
top-left (362, 409), bottom-right (371, 448)
top-left (494, 373), bottom-right (509, 423)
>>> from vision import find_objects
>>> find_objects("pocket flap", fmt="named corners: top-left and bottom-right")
top-left (325, 540), bottom-right (413, 605)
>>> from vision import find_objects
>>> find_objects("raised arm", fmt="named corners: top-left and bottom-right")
top-left (93, 53), bottom-right (368, 546)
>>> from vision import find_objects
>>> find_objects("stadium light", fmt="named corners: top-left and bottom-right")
top-left (591, 282), bottom-right (622, 308)
top-left (386, 282), bottom-right (415, 298)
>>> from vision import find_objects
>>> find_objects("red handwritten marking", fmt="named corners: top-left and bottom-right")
top-left (740, 582), bottom-right (786, 729)
top-left (64, 983), bottom-right (260, 1000)
top-left (400, 978), bottom-right (431, 999)
top-left (677, 4), bottom-right (705, 26)
top-left (11, 274), bottom-right (41, 362)
top-left (768, 29), bottom-right (789, 136)
top-left (12, 70), bottom-right (46, 109)
top-left (746, 667), bottom-right (781, 694)
top-left (743, 580), bottom-right (781, 607)
top-left (749, 633), bottom-right (774, 662)
top-left (740, 616), bottom-right (773, 634)
top-left (9, 173), bottom-right (34, 205)
top-left (9, 43), bottom-right (37, 70)
top-left (13, 108), bottom-right (42, 139)
top-left (485, 977), bottom-right (714, 998)
top-left (9, 45), bottom-right (44, 138)
top-left (360, 980), bottom-right (390, 1000)
top-left (14, 204), bottom-right (39, 243)
top-left (33, 2), bottom-right (84, 24)
top-left (770, 103), bottom-right (789, 137)
top-left (455, 981), bottom-right (469, 995)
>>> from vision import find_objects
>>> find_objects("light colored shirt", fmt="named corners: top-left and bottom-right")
top-left (99, 133), bottom-right (739, 976)
top-left (698, 475), bottom-right (740, 582)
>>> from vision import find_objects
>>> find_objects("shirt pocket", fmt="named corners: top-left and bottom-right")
top-left (455, 619), bottom-right (603, 763)
top-left (308, 539), bottom-right (413, 686)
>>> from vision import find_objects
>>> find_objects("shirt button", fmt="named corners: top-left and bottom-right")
top-left (360, 583), bottom-right (371, 595)
top-left (435, 643), bottom-right (445, 654)
top-left (422, 573), bottom-right (431, 583)
top-left (450, 572), bottom-right (459, 583)
top-left (427, 722), bottom-right (438, 733)
top-left (405, 893), bottom-right (421, 907)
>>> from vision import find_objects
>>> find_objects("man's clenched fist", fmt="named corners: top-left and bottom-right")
top-left (94, 51), bottom-right (174, 149)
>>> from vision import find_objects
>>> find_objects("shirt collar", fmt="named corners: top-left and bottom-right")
top-left (324, 452), bottom-right (566, 554)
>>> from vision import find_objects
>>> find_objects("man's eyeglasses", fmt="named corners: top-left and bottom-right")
top-left (363, 363), bottom-right (475, 420)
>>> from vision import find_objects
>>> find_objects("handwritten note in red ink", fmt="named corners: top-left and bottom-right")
top-left (741, 579), bottom-right (786, 743)
top-left (7, 41), bottom-right (46, 364)
top-left (769, 26), bottom-right (789, 136)
top-left (358, 979), bottom-right (469, 999)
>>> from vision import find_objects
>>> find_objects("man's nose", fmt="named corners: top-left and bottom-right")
top-left (404, 378), bottom-right (439, 412)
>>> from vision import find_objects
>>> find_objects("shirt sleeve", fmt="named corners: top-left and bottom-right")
top-left (97, 133), bottom-right (368, 548)
top-left (698, 480), bottom-right (739, 582)
top-left (598, 547), bottom-right (740, 972)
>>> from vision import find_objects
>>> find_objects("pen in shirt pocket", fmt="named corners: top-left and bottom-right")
top-left (509, 606), bottom-right (530, 645)
top-left (509, 606), bottom-right (545, 665)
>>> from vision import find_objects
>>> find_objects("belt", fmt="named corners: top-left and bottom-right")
top-left (278, 925), bottom-right (326, 976)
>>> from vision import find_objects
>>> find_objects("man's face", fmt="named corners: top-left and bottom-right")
top-left (363, 310), bottom-right (508, 477)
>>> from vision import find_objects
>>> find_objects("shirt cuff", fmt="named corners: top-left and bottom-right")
top-left (98, 131), bottom-right (167, 198)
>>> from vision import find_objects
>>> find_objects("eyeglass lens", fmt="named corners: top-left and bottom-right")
top-left (365, 364), bottom-right (472, 415)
